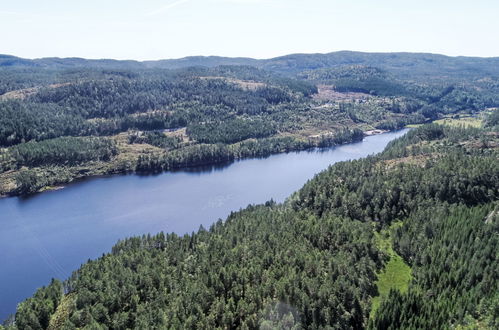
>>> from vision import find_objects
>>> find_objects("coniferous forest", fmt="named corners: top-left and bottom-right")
top-left (5, 123), bottom-right (498, 329)
top-left (0, 52), bottom-right (498, 329)
top-left (1, 52), bottom-right (498, 196)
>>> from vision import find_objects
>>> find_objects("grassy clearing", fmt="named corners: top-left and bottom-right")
top-left (433, 115), bottom-right (482, 128)
top-left (407, 109), bottom-right (496, 129)
top-left (370, 222), bottom-right (412, 319)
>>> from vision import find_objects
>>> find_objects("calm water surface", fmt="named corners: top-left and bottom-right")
top-left (0, 129), bottom-right (408, 320)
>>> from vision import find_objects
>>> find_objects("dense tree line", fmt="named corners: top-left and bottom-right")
top-left (12, 168), bottom-right (75, 195)
top-left (294, 125), bottom-right (498, 225)
top-left (128, 131), bottom-right (182, 150)
top-left (15, 205), bottom-right (382, 329)
top-left (135, 138), bottom-right (306, 172)
top-left (0, 136), bottom-right (117, 194)
top-left (294, 150), bottom-right (497, 224)
top-left (0, 128), bottom-right (363, 196)
top-left (187, 118), bottom-right (277, 144)
top-left (0, 100), bottom-right (87, 146)
top-left (7, 137), bottom-right (116, 168)
top-left (136, 129), bottom-right (363, 172)
top-left (32, 78), bottom-right (264, 119)
top-left (13, 279), bottom-right (64, 330)
top-left (299, 65), bottom-right (409, 96)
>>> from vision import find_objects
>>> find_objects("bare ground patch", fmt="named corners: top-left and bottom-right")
top-left (313, 84), bottom-right (371, 102)
top-left (200, 76), bottom-right (266, 90)
top-left (0, 83), bottom-right (71, 100)
top-left (382, 154), bottom-right (439, 170)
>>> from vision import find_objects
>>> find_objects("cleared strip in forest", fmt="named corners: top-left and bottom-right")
top-left (370, 222), bottom-right (412, 318)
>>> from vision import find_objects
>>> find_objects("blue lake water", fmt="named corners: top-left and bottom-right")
top-left (0, 129), bottom-right (408, 320)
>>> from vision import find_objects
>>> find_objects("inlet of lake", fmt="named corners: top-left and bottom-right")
top-left (0, 129), bottom-right (408, 320)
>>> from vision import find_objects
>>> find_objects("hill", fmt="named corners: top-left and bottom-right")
top-left (1, 51), bottom-right (498, 196)
top-left (297, 65), bottom-right (408, 96)
top-left (2, 51), bottom-right (499, 80)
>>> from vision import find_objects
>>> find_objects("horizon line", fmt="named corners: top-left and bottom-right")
top-left (2, 50), bottom-right (499, 63)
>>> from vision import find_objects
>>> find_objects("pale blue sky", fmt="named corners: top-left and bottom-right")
top-left (1, 0), bottom-right (498, 60)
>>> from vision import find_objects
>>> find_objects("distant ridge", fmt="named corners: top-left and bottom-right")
top-left (143, 55), bottom-right (259, 70)
top-left (1, 51), bottom-right (499, 78)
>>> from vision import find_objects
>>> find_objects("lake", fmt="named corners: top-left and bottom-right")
top-left (0, 129), bottom-right (408, 321)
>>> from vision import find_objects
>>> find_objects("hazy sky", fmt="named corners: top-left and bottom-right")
top-left (1, 0), bottom-right (498, 60)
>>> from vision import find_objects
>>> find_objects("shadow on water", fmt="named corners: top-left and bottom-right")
top-left (168, 161), bottom-right (233, 174)
top-left (13, 138), bottom-right (377, 203)
top-left (14, 151), bottom-right (315, 203)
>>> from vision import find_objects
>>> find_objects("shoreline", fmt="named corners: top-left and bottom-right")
top-left (0, 128), bottom-right (404, 199)
top-left (0, 128), bottom-right (411, 322)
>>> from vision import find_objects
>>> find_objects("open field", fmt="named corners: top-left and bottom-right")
top-left (411, 108), bottom-right (497, 129)
top-left (370, 222), bottom-right (412, 318)
top-left (433, 115), bottom-right (482, 128)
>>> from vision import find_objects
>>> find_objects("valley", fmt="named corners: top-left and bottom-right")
top-left (1, 52), bottom-right (498, 197)
top-left (1, 51), bottom-right (498, 329)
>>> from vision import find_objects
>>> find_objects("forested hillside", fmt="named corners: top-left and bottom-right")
top-left (1, 52), bottom-right (497, 196)
top-left (3, 52), bottom-right (499, 79)
top-left (6, 123), bottom-right (497, 329)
